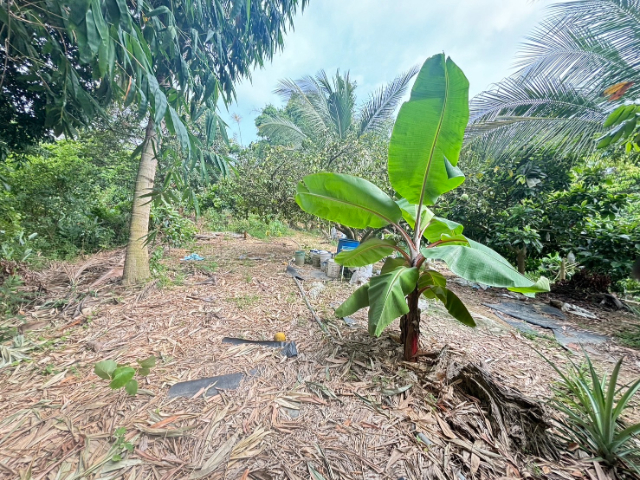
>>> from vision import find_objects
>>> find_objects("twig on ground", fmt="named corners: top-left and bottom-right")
top-left (291, 276), bottom-right (328, 334)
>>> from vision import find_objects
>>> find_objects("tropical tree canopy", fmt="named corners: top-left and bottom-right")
top-left (467, 0), bottom-right (640, 157)
top-left (257, 66), bottom-right (419, 146)
top-left (0, 0), bottom-right (309, 157)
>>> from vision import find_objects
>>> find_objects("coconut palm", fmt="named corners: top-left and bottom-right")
top-left (467, 0), bottom-right (640, 157)
top-left (258, 67), bottom-right (419, 147)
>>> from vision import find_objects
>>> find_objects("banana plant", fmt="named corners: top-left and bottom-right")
top-left (295, 53), bottom-right (549, 361)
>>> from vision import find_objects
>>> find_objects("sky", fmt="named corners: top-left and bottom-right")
top-left (221, 0), bottom-right (552, 145)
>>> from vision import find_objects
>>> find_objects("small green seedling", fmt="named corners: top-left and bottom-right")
top-left (111, 427), bottom-right (134, 461)
top-left (94, 356), bottom-right (156, 395)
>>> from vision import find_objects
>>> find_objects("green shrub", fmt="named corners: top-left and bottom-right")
top-left (617, 278), bottom-right (640, 299)
top-left (2, 140), bottom-right (137, 259)
top-left (149, 203), bottom-right (197, 248)
top-left (536, 252), bottom-right (578, 282)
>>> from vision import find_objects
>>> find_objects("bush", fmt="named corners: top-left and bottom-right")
top-left (149, 203), bottom-right (197, 248)
top-left (205, 134), bottom-right (390, 227)
top-left (2, 140), bottom-right (137, 258)
top-left (536, 252), bottom-right (578, 282)
top-left (439, 149), bottom-right (640, 287)
top-left (573, 217), bottom-right (640, 284)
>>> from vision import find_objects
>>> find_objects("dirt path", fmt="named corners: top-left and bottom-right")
top-left (1, 232), bottom-right (639, 479)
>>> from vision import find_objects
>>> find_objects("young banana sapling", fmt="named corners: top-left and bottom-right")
top-left (296, 53), bottom-right (549, 360)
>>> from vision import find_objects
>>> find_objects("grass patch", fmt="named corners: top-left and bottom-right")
top-left (204, 211), bottom-right (290, 239)
top-left (617, 326), bottom-right (640, 349)
top-left (226, 295), bottom-right (259, 309)
top-left (521, 330), bottom-right (557, 343)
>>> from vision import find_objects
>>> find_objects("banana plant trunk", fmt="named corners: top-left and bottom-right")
top-left (400, 288), bottom-right (421, 361)
top-left (123, 117), bottom-right (158, 285)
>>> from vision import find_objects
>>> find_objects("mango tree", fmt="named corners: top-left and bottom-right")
top-left (1, 0), bottom-right (307, 284)
top-left (296, 54), bottom-right (549, 361)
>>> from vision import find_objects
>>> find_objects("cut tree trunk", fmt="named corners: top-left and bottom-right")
top-left (123, 117), bottom-right (158, 285)
top-left (400, 288), bottom-right (421, 361)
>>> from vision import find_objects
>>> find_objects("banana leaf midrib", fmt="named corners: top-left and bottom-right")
top-left (417, 59), bottom-right (450, 211)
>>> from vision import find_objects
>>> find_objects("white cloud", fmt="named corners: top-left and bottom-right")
top-left (222, 0), bottom-right (552, 144)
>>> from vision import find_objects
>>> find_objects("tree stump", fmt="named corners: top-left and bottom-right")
top-left (426, 346), bottom-right (559, 460)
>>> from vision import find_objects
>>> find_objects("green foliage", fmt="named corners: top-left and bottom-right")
top-left (0, 0), bottom-right (308, 157)
top-left (2, 138), bottom-right (137, 258)
top-left (204, 210), bottom-right (289, 240)
top-left (231, 217), bottom-right (289, 240)
top-left (600, 103), bottom-right (640, 152)
top-left (0, 231), bottom-right (37, 262)
top-left (573, 216), bottom-right (640, 284)
top-left (0, 275), bottom-right (30, 315)
top-left (94, 356), bottom-right (156, 396)
top-left (440, 147), bottom-right (640, 285)
top-left (422, 240), bottom-right (549, 294)
top-left (334, 239), bottom-right (397, 267)
top-left (366, 266), bottom-right (419, 336)
top-left (296, 172), bottom-right (402, 229)
top-left (149, 203), bottom-right (197, 248)
top-left (388, 55), bottom-right (468, 206)
top-left (295, 53), bottom-right (548, 359)
top-left (209, 133), bottom-right (391, 229)
top-left (111, 427), bottom-right (135, 462)
top-left (536, 252), bottom-right (578, 282)
top-left (542, 352), bottom-right (640, 475)
top-left (495, 224), bottom-right (543, 253)
top-left (257, 67), bottom-right (417, 145)
top-left (467, 0), bottom-right (640, 158)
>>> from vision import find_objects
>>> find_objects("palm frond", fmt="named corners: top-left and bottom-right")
top-left (324, 70), bottom-right (356, 139)
top-left (256, 115), bottom-right (308, 147)
top-left (297, 72), bottom-right (335, 128)
top-left (467, 116), bottom-right (605, 157)
top-left (517, 19), bottom-right (637, 94)
top-left (468, 75), bottom-right (606, 156)
top-left (357, 65), bottom-right (419, 137)
top-left (470, 0), bottom-right (640, 157)
top-left (470, 75), bottom-right (604, 123)
top-left (274, 77), bottom-right (330, 135)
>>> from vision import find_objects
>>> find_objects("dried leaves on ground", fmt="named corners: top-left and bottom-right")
top-left (1, 233), bottom-right (639, 479)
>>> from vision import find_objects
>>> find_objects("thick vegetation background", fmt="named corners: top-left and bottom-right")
top-left (3, 98), bottom-right (639, 294)
top-left (1, 0), bottom-right (639, 298)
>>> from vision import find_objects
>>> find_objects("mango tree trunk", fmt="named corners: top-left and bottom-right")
top-left (123, 117), bottom-right (157, 285)
top-left (400, 288), bottom-right (421, 361)
top-left (516, 247), bottom-right (527, 275)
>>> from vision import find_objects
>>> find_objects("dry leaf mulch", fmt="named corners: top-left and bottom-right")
top-left (1, 232), bottom-right (639, 479)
